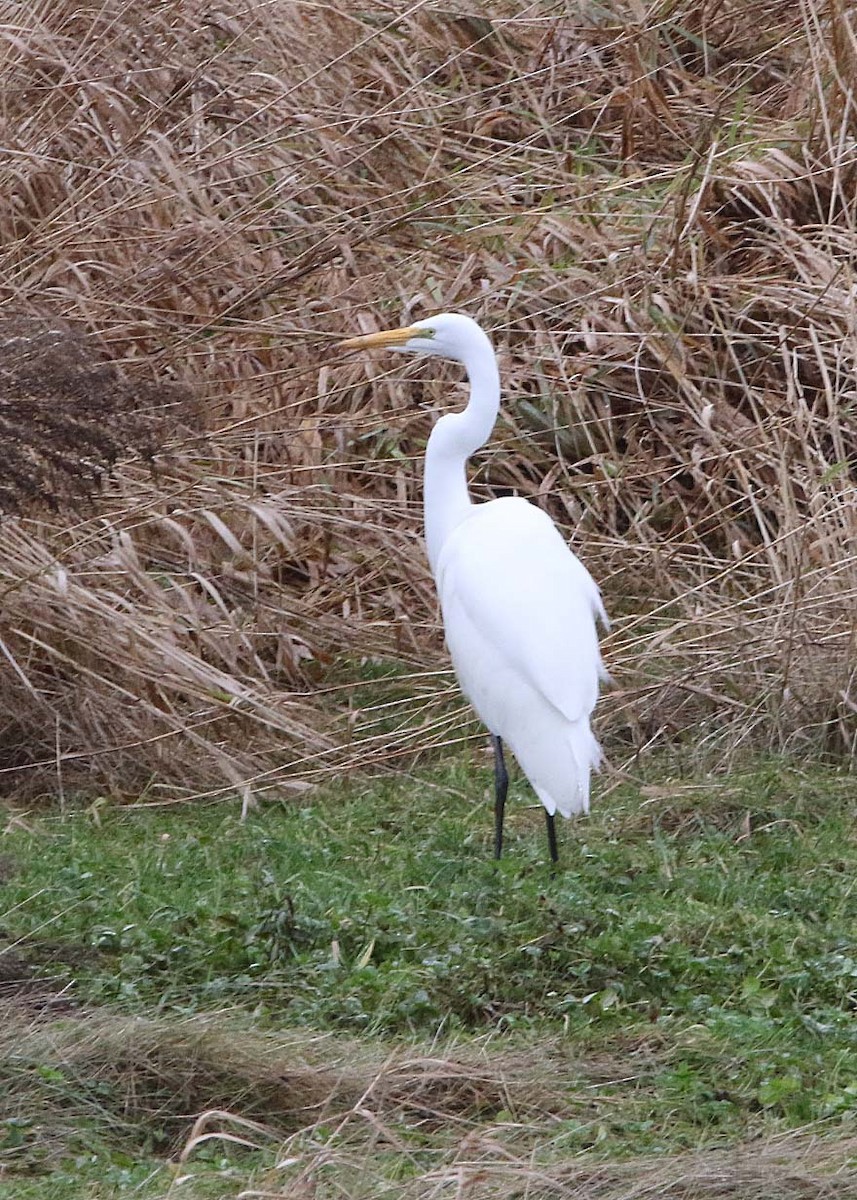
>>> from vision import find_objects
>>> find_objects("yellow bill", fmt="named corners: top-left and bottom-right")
top-left (338, 324), bottom-right (426, 350)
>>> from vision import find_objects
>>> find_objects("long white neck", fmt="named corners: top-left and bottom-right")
top-left (423, 335), bottom-right (500, 575)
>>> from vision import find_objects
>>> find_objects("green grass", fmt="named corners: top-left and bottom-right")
top-left (2, 754), bottom-right (857, 1195)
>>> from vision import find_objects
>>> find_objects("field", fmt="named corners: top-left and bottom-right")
top-left (3, 757), bottom-right (857, 1197)
top-left (1, 0), bottom-right (856, 1196)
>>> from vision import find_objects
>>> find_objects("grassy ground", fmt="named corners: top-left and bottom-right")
top-left (2, 752), bottom-right (857, 1197)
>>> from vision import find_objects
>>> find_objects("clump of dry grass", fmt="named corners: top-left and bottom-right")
top-left (0, 315), bottom-right (188, 512)
top-left (254, 1130), bottom-right (857, 1200)
top-left (8, 999), bottom-right (857, 1200)
top-left (303, 1129), bottom-right (857, 1200)
top-left (0, 0), bottom-right (854, 797)
top-left (0, 999), bottom-right (576, 1154)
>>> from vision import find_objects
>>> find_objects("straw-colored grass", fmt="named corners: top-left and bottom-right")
top-left (0, 0), bottom-right (854, 798)
top-left (4, 999), bottom-right (857, 1199)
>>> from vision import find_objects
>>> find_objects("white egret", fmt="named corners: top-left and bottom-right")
top-left (340, 313), bottom-right (608, 863)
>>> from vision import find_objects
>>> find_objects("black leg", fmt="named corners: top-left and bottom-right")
top-left (545, 811), bottom-right (559, 865)
top-left (491, 735), bottom-right (508, 860)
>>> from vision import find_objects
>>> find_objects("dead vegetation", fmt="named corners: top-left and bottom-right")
top-left (4, 998), bottom-right (857, 1200)
top-left (0, 999), bottom-right (583, 1152)
top-left (0, 316), bottom-right (189, 513)
top-left (0, 0), bottom-right (854, 798)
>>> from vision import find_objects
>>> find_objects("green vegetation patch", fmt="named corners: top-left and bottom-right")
top-left (2, 756), bottom-right (857, 1178)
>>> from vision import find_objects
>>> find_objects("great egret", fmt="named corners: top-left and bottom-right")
top-left (340, 313), bottom-right (608, 863)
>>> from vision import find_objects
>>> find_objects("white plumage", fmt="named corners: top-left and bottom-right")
top-left (340, 313), bottom-right (608, 861)
top-left (436, 496), bottom-right (607, 817)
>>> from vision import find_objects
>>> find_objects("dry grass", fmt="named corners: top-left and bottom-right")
top-left (0, 0), bottom-right (854, 798)
top-left (319, 1131), bottom-right (857, 1200)
top-left (0, 315), bottom-right (188, 512)
top-left (5, 998), bottom-right (857, 1199)
top-left (255, 1131), bottom-right (857, 1200)
top-left (0, 997), bottom-right (585, 1159)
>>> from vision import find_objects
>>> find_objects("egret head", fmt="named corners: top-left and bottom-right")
top-left (339, 312), bottom-right (489, 364)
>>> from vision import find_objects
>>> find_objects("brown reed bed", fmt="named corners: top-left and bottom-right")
top-left (0, 0), bottom-right (853, 799)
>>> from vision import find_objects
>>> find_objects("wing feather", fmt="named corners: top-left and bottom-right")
top-left (434, 497), bottom-right (607, 725)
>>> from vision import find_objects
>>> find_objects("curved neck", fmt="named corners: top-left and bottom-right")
top-left (423, 339), bottom-right (500, 574)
